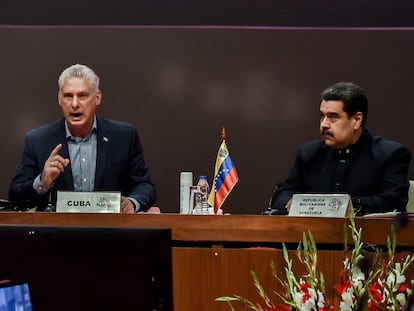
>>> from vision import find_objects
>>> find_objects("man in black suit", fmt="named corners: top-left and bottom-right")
top-left (271, 82), bottom-right (411, 215)
top-left (9, 64), bottom-right (156, 213)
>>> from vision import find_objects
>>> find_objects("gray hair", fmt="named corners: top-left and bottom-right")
top-left (58, 64), bottom-right (100, 92)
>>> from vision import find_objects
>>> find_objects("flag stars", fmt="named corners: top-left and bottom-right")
top-left (215, 169), bottom-right (230, 181)
top-left (213, 169), bottom-right (230, 193)
top-left (216, 168), bottom-right (230, 177)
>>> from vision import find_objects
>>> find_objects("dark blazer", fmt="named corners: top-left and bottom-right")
top-left (271, 130), bottom-right (411, 215)
top-left (9, 116), bottom-right (156, 211)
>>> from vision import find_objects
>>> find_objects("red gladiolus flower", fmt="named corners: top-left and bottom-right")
top-left (335, 279), bottom-right (351, 295)
top-left (399, 283), bottom-right (409, 293)
top-left (368, 283), bottom-right (383, 303)
top-left (300, 282), bottom-right (310, 291)
top-left (300, 281), bottom-right (312, 303)
top-left (368, 300), bottom-right (380, 311)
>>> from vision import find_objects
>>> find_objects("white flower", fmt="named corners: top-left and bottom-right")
top-left (341, 287), bottom-right (354, 304)
top-left (351, 266), bottom-right (365, 291)
top-left (339, 300), bottom-right (353, 311)
top-left (386, 269), bottom-right (406, 292)
top-left (396, 293), bottom-right (407, 306)
top-left (291, 280), bottom-right (326, 311)
top-left (292, 291), bottom-right (304, 308)
top-left (309, 287), bottom-right (319, 301)
top-left (302, 297), bottom-right (316, 310)
top-left (316, 290), bottom-right (325, 308)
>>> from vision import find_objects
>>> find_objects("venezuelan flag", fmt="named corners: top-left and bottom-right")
top-left (208, 139), bottom-right (238, 214)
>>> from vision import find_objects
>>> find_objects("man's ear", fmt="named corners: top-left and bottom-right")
top-left (353, 112), bottom-right (363, 129)
top-left (57, 92), bottom-right (62, 107)
top-left (95, 90), bottom-right (102, 106)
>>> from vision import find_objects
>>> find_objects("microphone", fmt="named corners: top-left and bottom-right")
top-left (0, 199), bottom-right (16, 212)
top-left (262, 182), bottom-right (286, 215)
top-left (44, 190), bottom-right (56, 212)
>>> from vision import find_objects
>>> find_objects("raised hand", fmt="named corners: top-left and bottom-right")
top-left (40, 144), bottom-right (70, 186)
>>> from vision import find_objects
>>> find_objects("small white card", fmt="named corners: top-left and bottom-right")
top-left (288, 193), bottom-right (352, 217)
top-left (56, 191), bottom-right (121, 213)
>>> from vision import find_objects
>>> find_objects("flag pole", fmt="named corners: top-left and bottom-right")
top-left (221, 126), bottom-right (226, 141)
top-left (209, 126), bottom-right (238, 214)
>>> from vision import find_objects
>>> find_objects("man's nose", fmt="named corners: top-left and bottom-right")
top-left (71, 96), bottom-right (80, 108)
top-left (320, 116), bottom-right (330, 127)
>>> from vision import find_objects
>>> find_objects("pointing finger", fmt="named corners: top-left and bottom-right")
top-left (50, 144), bottom-right (63, 157)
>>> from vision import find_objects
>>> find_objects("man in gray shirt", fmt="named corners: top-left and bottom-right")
top-left (9, 64), bottom-right (156, 213)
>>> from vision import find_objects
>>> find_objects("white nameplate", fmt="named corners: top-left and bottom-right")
top-left (288, 194), bottom-right (352, 217)
top-left (56, 191), bottom-right (121, 213)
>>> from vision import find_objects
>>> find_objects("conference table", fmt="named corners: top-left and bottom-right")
top-left (0, 212), bottom-right (412, 311)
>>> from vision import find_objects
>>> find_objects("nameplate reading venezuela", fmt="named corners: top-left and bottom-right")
top-left (56, 191), bottom-right (121, 213)
top-left (288, 194), bottom-right (352, 217)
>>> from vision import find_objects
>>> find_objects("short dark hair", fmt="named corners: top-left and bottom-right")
top-left (321, 82), bottom-right (368, 127)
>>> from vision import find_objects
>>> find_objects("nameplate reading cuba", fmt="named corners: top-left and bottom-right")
top-left (56, 191), bottom-right (121, 213)
top-left (288, 194), bottom-right (351, 218)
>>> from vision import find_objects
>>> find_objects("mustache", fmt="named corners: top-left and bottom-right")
top-left (321, 128), bottom-right (333, 136)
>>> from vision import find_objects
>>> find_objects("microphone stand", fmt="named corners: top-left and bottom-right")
top-left (44, 190), bottom-right (55, 212)
top-left (262, 183), bottom-right (285, 215)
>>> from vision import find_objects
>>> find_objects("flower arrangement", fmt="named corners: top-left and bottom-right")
top-left (216, 214), bottom-right (414, 311)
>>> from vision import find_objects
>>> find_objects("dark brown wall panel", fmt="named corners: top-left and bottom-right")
top-left (1, 28), bottom-right (413, 214)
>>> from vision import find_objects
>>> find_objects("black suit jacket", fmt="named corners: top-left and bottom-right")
top-left (9, 116), bottom-right (156, 211)
top-left (271, 130), bottom-right (411, 215)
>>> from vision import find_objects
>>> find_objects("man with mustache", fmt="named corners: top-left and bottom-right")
top-left (9, 64), bottom-right (156, 213)
top-left (271, 82), bottom-right (411, 215)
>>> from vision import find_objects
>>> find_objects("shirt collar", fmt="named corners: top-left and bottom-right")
top-left (65, 115), bottom-right (97, 141)
top-left (336, 129), bottom-right (368, 155)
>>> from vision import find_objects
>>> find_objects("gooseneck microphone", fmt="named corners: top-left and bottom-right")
top-left (44, 190), bottom-right (56, 212)
top-left (262, 182), bottom-right (285, 215)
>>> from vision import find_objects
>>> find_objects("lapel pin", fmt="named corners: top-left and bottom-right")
top-left (103, 136), bottom-right (108, 142)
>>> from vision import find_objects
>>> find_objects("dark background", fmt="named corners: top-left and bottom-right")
top-left (0, 226), bottom-right (173, 310)
top-left (1, 0), bottom-right (414, 27)
top-left (1, 1), bottom-right (414, 214)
